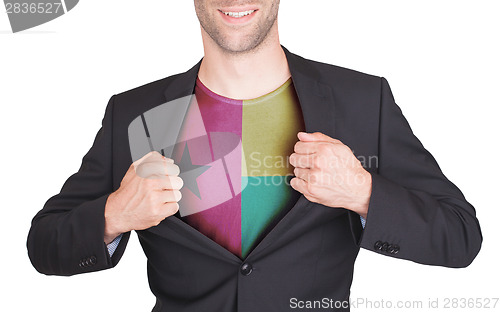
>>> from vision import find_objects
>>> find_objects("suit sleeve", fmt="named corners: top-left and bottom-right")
top-left (350, 77), bottom-right (482, 268)
top-left (27, 95), bottom-right (130, 276)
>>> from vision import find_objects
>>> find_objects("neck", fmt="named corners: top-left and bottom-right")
top-left (197, 25), bottom-right (291, 100)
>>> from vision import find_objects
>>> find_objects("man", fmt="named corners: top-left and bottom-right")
top-left (27, 1), bottom-right (482, 311)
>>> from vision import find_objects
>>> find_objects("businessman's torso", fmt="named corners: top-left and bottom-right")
top-left (108, 47), bottom-right (381, 311)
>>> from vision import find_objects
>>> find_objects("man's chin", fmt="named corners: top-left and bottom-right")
top-left (215, 36), bottom-right (266, 55)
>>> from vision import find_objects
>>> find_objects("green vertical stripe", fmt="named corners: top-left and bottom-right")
top-left (241, 175), bottom-right (298, 258)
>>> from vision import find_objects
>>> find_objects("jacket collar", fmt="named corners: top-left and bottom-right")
top-left (163, 45), bottom-right (336, 137)
top-left (283, 46), bottom-right (336, 137)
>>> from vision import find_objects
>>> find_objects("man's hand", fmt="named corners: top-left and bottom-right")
top-left (289, 132), bottom-right (371, 219)
top-left (103, 151), bottom-right (183, 244)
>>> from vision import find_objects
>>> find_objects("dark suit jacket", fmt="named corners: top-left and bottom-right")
top-left (27, 46), bottom-right (482, 311)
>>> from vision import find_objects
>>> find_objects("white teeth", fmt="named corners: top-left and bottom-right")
top-left (222, 10), bottom-right (255, 18)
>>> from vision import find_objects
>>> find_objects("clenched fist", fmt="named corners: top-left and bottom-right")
top-left (104, 151), bottom-right (184, 244)
top-left (289, 132), bottom-right (372, 219)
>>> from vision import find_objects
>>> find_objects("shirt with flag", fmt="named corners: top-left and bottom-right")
top-left (106, 77), bottom-right (367, 258)
top-left (170, 76), bottom-right (305, 259)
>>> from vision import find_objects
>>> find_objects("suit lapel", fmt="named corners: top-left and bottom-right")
top-left (155, 46), bottom-right (337, 261)
top-left (163, 60), bottom-right (201, 102)
top-left (282, 46), bottom-right (336, 136)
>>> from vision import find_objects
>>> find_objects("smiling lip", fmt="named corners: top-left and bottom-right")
top-left (218, 7), bottom-right (258, 24)
top-left (221, 9), bottom-right (256, 18)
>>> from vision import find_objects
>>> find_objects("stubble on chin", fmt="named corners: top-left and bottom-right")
top-left (195, 1), bottom-right (280, 55)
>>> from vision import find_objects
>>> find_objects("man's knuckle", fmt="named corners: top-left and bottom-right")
top-left (173, 176), bottom-right (184, 189)
top-left (166, 202), bottom-right (179, 215)
top-left (173, 190), bottom-right (182, 202)
top-left (167, 163), bottom-right (180, 176)
top-left (294, 142), bottom-right (301, 153)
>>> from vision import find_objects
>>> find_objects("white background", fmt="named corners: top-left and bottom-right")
top-left (1, 0), bottom-right (499, 311)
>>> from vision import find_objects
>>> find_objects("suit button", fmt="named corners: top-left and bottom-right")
top-left (89, 256), bottom-right (97, 265)
top-left (79, 258), bottom-right (87, 267)
top-left (387, 244), bottom-right (395, 254)
top-left (240, 263), bottom-right (253, 276)
top-left (381, 242), bottom-right (389, 252)
top-left (374, 241), bottom-right (383, 250)
top-left (393, 245), bottom-right (400, 254)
